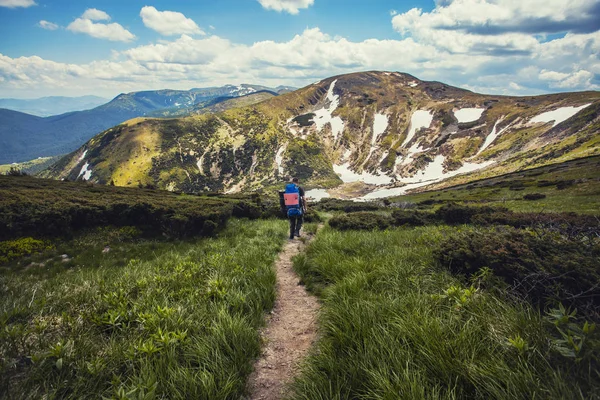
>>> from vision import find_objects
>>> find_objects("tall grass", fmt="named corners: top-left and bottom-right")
top-left (0, 219), bottom-right (287, 399)
top-left (291, 227), bottom-right (598, 399)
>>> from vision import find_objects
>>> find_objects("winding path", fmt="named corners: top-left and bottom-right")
top-left (246, 232), bottom-right (321, 400)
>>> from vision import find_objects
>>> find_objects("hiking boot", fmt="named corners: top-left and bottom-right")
top-left (295, 232), bottom-right (301, 237)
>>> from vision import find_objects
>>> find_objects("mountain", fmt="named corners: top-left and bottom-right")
top-left (0, 96), bottom-right (108, 117)
top-left (43, 71), bottom-right (600, 199)
top-left (0, 84), bottom-right (282, 164)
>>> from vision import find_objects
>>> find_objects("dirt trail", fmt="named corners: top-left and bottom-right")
top-left (246, 231), bottom-right (321, 400)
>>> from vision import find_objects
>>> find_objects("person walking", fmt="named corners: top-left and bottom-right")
top-left (281, 177), bottom-right (306, 239)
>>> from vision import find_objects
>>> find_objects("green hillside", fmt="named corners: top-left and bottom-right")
top-left (44, 71), bottom-right (600, 199)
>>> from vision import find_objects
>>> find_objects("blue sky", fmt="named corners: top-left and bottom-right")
top-left (0, 0), bottom-right (599, 98)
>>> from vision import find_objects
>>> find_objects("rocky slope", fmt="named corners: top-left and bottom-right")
top-left (43, 71), bottom-right (600, 199)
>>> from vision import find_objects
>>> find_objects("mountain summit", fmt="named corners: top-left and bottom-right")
top-left (44, 71), bottom-right (600, 199)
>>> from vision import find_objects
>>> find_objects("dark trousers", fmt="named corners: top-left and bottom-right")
top-left (289, 215), bottom-right (303, 238)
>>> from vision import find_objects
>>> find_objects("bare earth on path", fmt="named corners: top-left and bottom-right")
top-left (246, 231), bottom-right (321, 400)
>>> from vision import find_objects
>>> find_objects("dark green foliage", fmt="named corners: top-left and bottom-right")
top-left (328, 212), bottom-right (390, 231)
top-left (435, 226), bottom-right (600, 318)
top-left (0, 175), bottom-right (282, 242)
top-left (391, 209), bottom-right (434, 226)
top-left (433, 204), bottom-right (507, 225)
top-left (303, 209), bottom-right (322, 223)
top-left (523, 193), bottom-right (547, 200)
top-left (314, 198), bottom-right (382, 213)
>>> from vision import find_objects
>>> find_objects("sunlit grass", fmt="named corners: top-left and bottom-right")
top-left (291, 227), bottom-right (598, 399)
top-left (0, 218), bottom-right (288, 399)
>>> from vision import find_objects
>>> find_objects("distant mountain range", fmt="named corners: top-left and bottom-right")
top-left (43, 71), bottom-right (600, 199)
top-left (0, 96), bottom-right (108, 117)
top-left (0, 84), bottom-right (293, 164)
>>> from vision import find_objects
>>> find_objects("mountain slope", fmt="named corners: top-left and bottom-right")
top-left (44, 71), bottom-right (600, 198)
top-left (0, 84), bottom-right (282, 164)
top-left (0, 95), bottom-right (108, 117)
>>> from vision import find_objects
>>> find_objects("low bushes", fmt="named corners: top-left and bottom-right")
top-left (0, 176), bottom-right (287, 242)
top-left (435, 226), bottom-right (600, 319)
top-left (313, 198), bottom-right (383, 213)
top-left (328, 212), bottom-right (390, 231)
top-left (0, 238), bottom-right (54, 264)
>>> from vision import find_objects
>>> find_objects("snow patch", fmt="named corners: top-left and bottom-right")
top-left (334, 163), bottom-right (394, 185)
top-left (477, 120), bottom-right (511, 155)
top-left (305, 189), bottom-right (330, 201)
top-left (311, 80), bottom-right (345, 140)
top-left (530, 104), bottom-right (591, 127)
top-left (408, 81), bottom-right (418, 87)
top-left (401, 110), bottom-right (433, 148)
top-left (275, 146), bottom-right (286, 175)
top-left (361, 156), bottom-right (494, 199)
top-left (77, 150), bottom-right (88, 163)
top-left (366, 113), bottom-right (389, 161)
top-left (454, 108), bottom-right (485, 123)
top-left (78, 162), bottom-right (92, 181)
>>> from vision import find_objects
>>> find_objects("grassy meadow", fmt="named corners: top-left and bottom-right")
top-left (0, 219), bottom-right (288, 399)
top-left (291, 226), bottom-right (599, 399)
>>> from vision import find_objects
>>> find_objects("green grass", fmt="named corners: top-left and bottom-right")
top-left (0, 218), bottom-right (288, 399)
top-left (393, 156), bottom-right (600, 214)
top-left (291, 227), bottom-right (598, 399)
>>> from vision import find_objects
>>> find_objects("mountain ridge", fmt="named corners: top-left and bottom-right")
top-left (42, 71), bottom-right (600, 199)
top-left (0, 84), bottom-right (287, 164)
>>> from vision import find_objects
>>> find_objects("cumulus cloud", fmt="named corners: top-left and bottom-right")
top-left (1, 20), bottom-right (599, 98)
top-left (0, 0), bottom-right (35, 8)
top-left (257, 0), bottom-right (314, 14)
top-left (140, 6), bottom-right (205, 36)
top-left (67, 9), bottom-right (135, 42)
top-left (81, 8), bottom-right (111, 21)
top-left (38, 20), bottom-right (59, 30)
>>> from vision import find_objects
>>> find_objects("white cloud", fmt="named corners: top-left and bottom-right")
top-left (38, 20), bottom-right (59, 30)
top-left (140, 6), bottom-right (204, 36)
top-left (67, 9), bottom-right (135, 42)
top-left (81, 8), bottom-right (110, 21)
top-left (1, 19), bottom-right (599, 98)
top-left (257, 0), bottom-right (314, 15)
top-left (390, 10), bottom-right (398, 16)
top-left (0, 0), bottom-right (35, 8)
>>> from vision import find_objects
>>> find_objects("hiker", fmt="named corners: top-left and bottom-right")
top-left (281, 177), bottom-right (306, 239)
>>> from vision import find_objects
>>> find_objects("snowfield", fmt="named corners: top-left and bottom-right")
top-left (401, 110), bottom-right (433, 148)
top-left (305, 189), bottom-right (330, 201)
top-left (454, 108), bottom-right (485, 123)
top-left (275, 146), bottom-right (286, 175)
top-left (477, 120), bottom-right (512, 155)
top-left (530, 104), bottom-right (591, 127)
top-left (77, 150), bottom-right (88, 163)
top-left (78, 162), bottom-right (92, 181)
top-left (366, 113), bottom-right (389, 161)
top-left (333, 163), bottom-right (394, 185)
top-left (361, 156), bottom-right (494, 200)
top-left (311, 80), bottom-right (345, 140)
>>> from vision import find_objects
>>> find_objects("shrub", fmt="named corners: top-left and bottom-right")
top-left (328, 212), bottom-right (391, 231)
top-left (523, 193), bottom-right (547, 200)
top-left (434, 204), bottom-right (479, 224)
top-left (391, 209), bottom-right (433, 226)
top-left (314, 198), bottom-right (382, 213)
top-left (0, 238), bottom-right (53, 264)
top-left (435, 226), bottom-right (600, 318)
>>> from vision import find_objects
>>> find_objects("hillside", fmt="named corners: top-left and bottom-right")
top-left (0, 85), bottom-right (282, 164)
top-left (44, 71), bottom-right (600, 198)
top-left (0, 95), bottom-right (108, 117)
